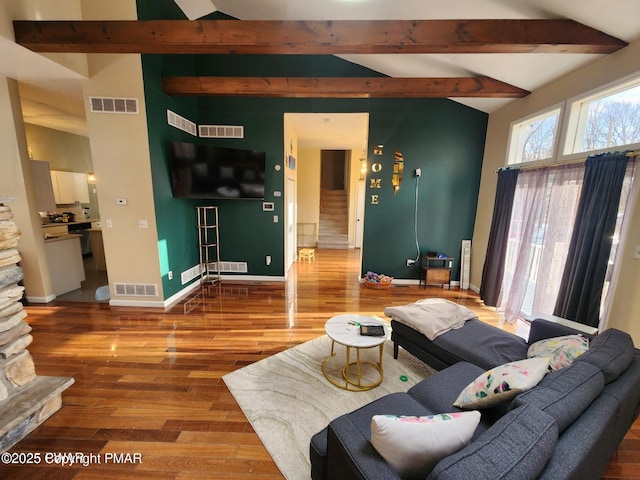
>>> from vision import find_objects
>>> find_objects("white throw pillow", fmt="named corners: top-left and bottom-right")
top-left (453, 357), bottom-right (550, 409)
top-left (527, 334), bottom-right (589, 371)
top-left (370, 411), bottom-right (481, 479)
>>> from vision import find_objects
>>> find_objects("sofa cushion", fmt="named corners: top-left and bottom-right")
top-left (527, 334), bottom-right (589, 371)
top-left (428, 404), bottom-right (558, 480)
top-left (370, 411), bottom-right (481, 480)
top-left (510, 360), bottom-right (604, 432)
top-left (408, 362), bottom-right (506, 437)
top-left (576, 328), bottom-right (634, 383)
top-left (432, 319), bottom-right (529, 370)
top-left (453, 358), bottom-right (549, 409)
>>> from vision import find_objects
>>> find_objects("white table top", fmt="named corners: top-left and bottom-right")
top-left (324, 314), bottom-right (387, 348)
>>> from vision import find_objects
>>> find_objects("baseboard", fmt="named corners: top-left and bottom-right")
top-left (219, 274), bottom-right (285, 282)
top-left (468, 283), bottom-right (480, 293)
top-left (384, 279), bottom-right (462, 287)
top-left (25, 294), bottom-right (57, 304)
top-left (163, 280), bottom-right (202, 309)
top-left (109, 298), bottom-right (167, 308)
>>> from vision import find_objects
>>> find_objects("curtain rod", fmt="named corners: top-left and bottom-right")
top-left (497, 149), bottom-right (640, 173)
top-left (496, 157), bottom-right (585, 174)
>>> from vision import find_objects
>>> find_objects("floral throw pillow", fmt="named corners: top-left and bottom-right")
top-left (453, 357), bottom-right (550, 409)
top-left (370, 411), bottom-right (481, 479)
top-left (527, 334), bottom-right (589, 371)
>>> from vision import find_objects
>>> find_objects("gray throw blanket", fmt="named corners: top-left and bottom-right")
top-left (384, 298), bottom-right (478, 340)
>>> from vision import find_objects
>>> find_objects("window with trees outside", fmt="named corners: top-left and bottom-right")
top-left (500, 76), bottom-right (638, 326)
top-left (507, 107), bottom-right (561, 165)
top-left (565, 77), bottom-right (640, 155)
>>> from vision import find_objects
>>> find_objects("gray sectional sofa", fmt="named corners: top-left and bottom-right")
top-left (310, 319), bottom-right (640, 480)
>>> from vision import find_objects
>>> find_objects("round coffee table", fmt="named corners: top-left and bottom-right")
top-left (322, 314), bottom-right (387, 391)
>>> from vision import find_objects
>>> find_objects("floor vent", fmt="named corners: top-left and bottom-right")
top-left (167, 109), bottom-right (197, 136)
top-left (199, 124), bottom-right (244, 139)
top-left (208, 261), bottom-right (248, 273)
top-left (114, 283), bottom-right (158, 297)
top-left (90, 96), bottom-right (139, 114)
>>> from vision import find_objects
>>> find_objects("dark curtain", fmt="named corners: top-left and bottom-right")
top-left (480, 168), bottom-right (519, 306)
top-left (554, 153), bottom-right (630, 327)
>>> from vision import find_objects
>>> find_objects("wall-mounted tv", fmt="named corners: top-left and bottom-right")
top-left (169, 141), bottom-right (266, 199)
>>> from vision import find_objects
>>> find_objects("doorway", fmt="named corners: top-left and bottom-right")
top-left (283, 112), bottom-right (369, 273)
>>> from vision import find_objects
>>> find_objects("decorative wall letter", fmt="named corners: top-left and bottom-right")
top-left (369, 178), bottom-right (381, 189)
top-left (371, 195), bottom-right (379, 205)
top-left (392, 151), bottom-right (404, 195)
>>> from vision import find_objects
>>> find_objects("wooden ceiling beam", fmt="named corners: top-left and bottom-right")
top-left (13, 19), bottom-right (626, 55)
top-left (161, 76), bottom-right (530, 98)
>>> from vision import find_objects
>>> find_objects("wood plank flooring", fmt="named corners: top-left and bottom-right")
top-left (4, 249), bottom-right (639, 479)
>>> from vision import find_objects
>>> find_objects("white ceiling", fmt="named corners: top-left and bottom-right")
top-left (2, 0), bottom-right (640, 144)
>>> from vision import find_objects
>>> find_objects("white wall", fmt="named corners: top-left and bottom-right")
top-left (81, 0), bottom-right (164, 305)
top-left (472, 39), bottom-right (640, 342)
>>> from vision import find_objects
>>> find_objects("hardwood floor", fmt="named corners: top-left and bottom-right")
top-left (5, 249), bottom-right (638, 479)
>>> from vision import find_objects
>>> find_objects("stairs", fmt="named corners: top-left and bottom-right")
top-left (318, 190), bottom-right (349, 249)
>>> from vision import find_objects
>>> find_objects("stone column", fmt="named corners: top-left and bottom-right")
top-left (0, 202), bottom-right (74, 452)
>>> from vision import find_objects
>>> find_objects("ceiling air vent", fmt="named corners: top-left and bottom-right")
top-left (199, 124), bottom-right (245, 139)
top-left (114, 283), bottom-right (158, 297)
top-left (167, 110), bottom-right (197, 136)
top-left (90, 97), bottom-right (139, 114)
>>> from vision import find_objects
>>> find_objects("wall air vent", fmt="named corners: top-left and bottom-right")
top-left (208, 261), bottom-right (248, 273)
top-left (199, 125), bottom-right (245, 139)
top-left (114, 283), bottom-right (158, 297)
top-left (90, 97), bottom-right (139, 114)
top-left (167, 109), bottom-right (197, 136)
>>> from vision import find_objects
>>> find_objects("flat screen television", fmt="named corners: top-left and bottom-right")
top-left (169, 141), bottom-right (266, 199)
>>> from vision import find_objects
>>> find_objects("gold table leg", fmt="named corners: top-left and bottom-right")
top-left (322, 341), bottom-right (384, 392)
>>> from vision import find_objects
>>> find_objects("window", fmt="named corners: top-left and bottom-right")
top-left (507, 108), bottom-right (561, 165)
top-left (565, 77), bottom-right (640, 155)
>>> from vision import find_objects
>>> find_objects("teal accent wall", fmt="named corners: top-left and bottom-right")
top-left (363, 99), bottom-right (486, 281)
top-left (137, 0), bottom-right (487, 299)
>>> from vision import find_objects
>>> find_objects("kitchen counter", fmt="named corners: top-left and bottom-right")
top-left (42, 220), bottom-right (96, 228)
top-left (44, 233), bottom-right (82, 243)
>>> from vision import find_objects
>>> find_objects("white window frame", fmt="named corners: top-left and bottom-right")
top-left (506, 104), bottom-right (564, 167)
top-left (561, 72), bottom-right (640, 160)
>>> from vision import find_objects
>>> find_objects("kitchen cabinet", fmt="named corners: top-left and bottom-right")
top-left (44, 234), bottom-right (85, 296)
top-left (29, 160), bottom-right (56, 212)
top-left (50, 170), bottom-right (90, 204)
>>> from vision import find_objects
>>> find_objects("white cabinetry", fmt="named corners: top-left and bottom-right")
top-left (50, 170), bottom-right (90, 204)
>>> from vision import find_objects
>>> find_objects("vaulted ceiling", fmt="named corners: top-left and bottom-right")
top-left (3, 0), bottom-right (640, 138)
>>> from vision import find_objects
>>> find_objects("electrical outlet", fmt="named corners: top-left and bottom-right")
top-left (266, 255), bottom-right (272, 265)
top-left (168, 270), bottom-right (173, 280)
top-left (406, 259), bottom-right (416, 267)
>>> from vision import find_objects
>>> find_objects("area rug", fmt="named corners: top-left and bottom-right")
top-left (223, 334), bottom-right (435, 479)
